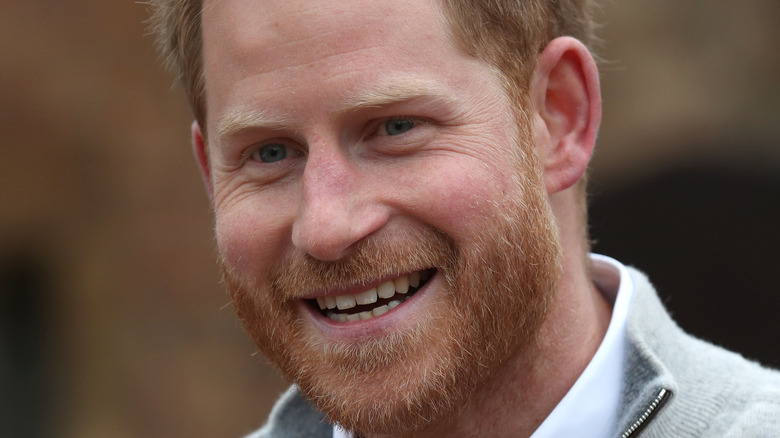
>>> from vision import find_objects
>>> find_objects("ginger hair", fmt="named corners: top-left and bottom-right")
top-left (147, 0), bottom-right (597, 250)
top-left (148, 0), bottom-right (598, 129)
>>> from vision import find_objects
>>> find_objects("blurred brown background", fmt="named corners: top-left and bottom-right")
top-left (1, 1), bottom-right (778, 437)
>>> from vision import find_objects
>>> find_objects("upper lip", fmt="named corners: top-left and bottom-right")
top-left (299, 269), bottom-right (429, 299)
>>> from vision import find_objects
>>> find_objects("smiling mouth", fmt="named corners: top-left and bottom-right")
top-left (308, 269), bottom-right (434, 323)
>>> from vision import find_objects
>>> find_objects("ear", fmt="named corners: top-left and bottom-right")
top-left (529, 36), bottom-right (601, 195)
top-left (191, 121), bottom-right (214, 202)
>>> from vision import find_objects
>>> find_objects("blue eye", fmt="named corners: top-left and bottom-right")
top-left (256, 144), bottom-right (287, 163)
top-left (384, 118), bottom-right (415, 136)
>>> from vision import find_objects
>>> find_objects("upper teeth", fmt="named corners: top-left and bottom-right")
top-left (314, 271), bottom-right (428, 321)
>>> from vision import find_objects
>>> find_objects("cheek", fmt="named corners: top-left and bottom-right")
top-left (214, 195), bottom-right (294, 280)
top-left (407, 159), bottom-right (518, 237)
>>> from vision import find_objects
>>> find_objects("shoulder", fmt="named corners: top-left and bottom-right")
top-left (622, 267), bottom-right (780, 436)
top-left (720, 401), bottom-right (780, 437)
top-left (706, 364), bottom-right (780, 436)
top-left (243, 386), bottom-right (332, 438)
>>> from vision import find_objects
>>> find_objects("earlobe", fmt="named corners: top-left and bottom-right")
top-left (191, 121), bottom-right (214, 202)
top-left (530, 37), bottom-right (601, 195)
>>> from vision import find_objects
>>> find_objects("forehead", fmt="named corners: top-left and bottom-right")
top-left (201, 0), bottom-right (454, 78)
top-left (199, 0), bottom-right (466, 121)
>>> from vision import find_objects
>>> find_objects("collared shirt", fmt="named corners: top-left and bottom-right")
top-left (530, 254), bottom-right (633, 438)
top-left (334, 254), bottom-right (634, 438)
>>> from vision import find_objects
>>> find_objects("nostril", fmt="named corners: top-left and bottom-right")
top-left (291, 205), bottom-right (390, 262)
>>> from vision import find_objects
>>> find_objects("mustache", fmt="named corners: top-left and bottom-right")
top-left (268, 226), bottom-right (458, 299)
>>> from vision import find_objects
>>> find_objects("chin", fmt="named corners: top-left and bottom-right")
top-left (223, 193), bottom-right (561, 435)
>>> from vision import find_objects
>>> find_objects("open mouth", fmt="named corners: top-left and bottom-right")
top-left (308, 269), bottom-right (435, 323)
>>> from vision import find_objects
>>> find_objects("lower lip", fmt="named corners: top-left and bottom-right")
top-left (298, 273), bottom-right (439, 341)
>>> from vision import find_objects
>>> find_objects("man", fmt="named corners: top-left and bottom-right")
top-left (149, 0), bottom-right (780, 436)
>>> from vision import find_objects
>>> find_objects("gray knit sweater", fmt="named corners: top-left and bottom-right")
top-left (246, 267), bottom-right (780, 437)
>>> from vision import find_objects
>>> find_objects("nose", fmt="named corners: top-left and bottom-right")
top-left (291, 144), bottom-right (387, 261)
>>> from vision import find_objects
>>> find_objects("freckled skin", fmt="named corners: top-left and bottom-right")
top-left (202, 0), bottom-right (527, 278)
top-left (195, 0), bottom-right (598, 436)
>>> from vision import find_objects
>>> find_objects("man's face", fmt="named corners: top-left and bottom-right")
top-left (201, 0), bottom-right (561, 434)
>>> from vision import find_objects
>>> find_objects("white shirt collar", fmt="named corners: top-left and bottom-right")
top-left (531, 254), bottom-right (634, 438)
top-left (335, 254), bottom-right (634, 438)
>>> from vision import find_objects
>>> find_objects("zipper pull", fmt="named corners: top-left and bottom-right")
top-left (620, 388), bottom-right (672, 438)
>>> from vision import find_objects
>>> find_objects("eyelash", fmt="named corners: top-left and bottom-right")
top-left (375, 116), bottom-right (427, 136)
top-left (239, 116), bottom-right (429, 161)
top-left (242, 141), bottom-right (298, 164)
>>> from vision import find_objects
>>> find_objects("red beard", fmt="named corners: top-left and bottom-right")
top-left (222, 166), bottom-right (561, 435)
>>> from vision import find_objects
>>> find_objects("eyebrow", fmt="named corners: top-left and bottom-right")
top-left (217, 109), bottom-right (296, 139)
top-left (216, 79), bottom-right (457, 140)
top-left (336, 79), bottom-right (457, 112)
